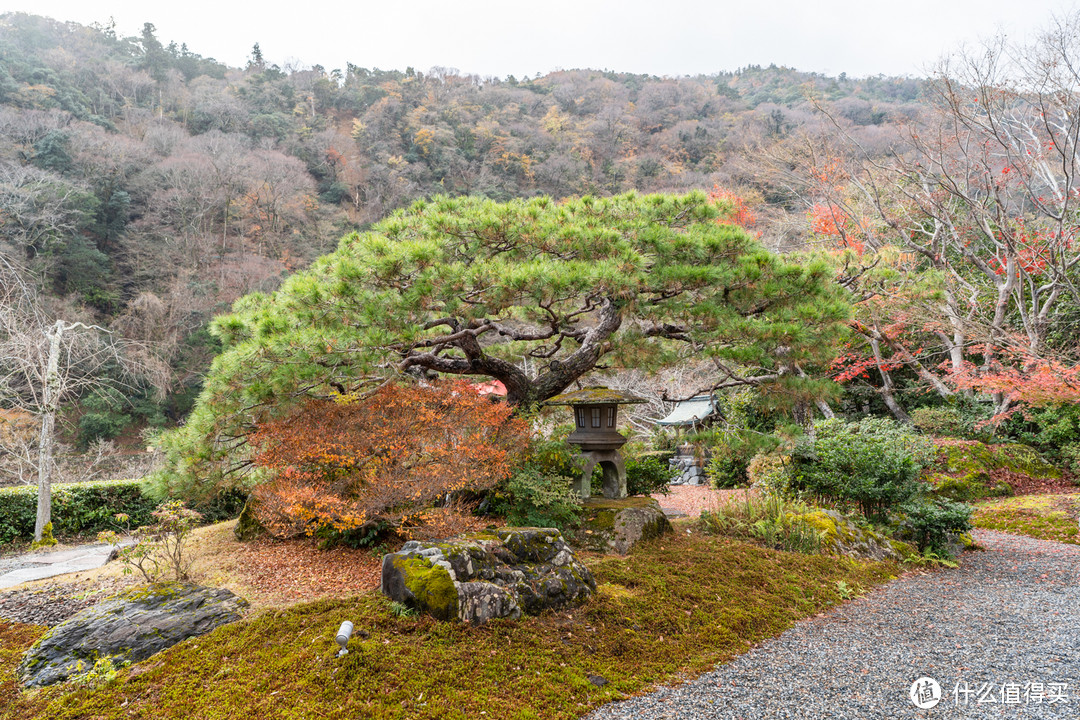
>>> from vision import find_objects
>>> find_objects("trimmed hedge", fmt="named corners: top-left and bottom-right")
top-left (0, 479), bottom-right (156, 545)
top-left (0, 480), bottom-right (246, 545)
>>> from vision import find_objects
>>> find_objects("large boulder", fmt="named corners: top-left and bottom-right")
top-left (233, 499), bottom-right (265, 541)
top-left (381, 527), bottom-right (595, 624)
top-left (573, 496), bottom-right (672, 554)
top-left (793, 508), bottom-right (915, 562)
top-left (19, 583), bottom-right (247, 687)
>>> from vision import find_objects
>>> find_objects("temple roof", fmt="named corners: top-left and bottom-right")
top-left (656, 395), bottom-right (718, 426)
top-left (545, 386), bottom-right (646, 406)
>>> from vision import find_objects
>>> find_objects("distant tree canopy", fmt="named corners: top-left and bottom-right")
top-left (154, 191), bottom-right (850, 499)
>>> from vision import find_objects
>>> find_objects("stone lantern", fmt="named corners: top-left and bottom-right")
top-left (545, 387), bottom-right (645, 500)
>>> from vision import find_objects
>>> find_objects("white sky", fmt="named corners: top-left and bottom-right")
top-left (3, 0), bottom-right (1078, 79)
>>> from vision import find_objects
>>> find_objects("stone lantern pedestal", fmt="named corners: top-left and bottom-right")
top-left (545, 387), bottom-right (645, 500)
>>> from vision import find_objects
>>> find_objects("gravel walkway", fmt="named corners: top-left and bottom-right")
top-left (587, 530), bottom-right (1080, 719)
top-left (652, 486), bottom-right (755, 518)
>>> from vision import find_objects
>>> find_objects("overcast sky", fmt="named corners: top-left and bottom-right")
top-left (4, 1), bottom-right (1077, 79)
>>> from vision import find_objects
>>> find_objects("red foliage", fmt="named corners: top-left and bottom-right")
top-left (986, 219), bottom-right (1073, 278)
top-left (950, 349), bottom-right (1080, 418)
top-left (830, 350), bottom-right (901, 383)
top-left (807, 203), bottom-right (865, 254)
top-left (709, 185), bottom-right (758, 231)
top-left (248, 381), bottom-right (529, 538)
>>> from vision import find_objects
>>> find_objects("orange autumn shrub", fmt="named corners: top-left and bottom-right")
top-left (248, 380), bottom-right (528, 538)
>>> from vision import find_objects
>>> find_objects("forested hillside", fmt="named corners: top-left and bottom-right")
top-left (0, 11), bottom-right (930, 472)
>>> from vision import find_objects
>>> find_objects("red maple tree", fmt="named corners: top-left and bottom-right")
top-left (248, 380), bottom-right (528, 538)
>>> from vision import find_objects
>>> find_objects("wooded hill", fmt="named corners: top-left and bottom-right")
top-left (0, 11), bottom-right (929, 445)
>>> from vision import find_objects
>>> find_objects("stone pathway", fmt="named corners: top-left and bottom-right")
top-left (0, 542), bottom-right (122, 589)
top-left (587, 530), bottom-right (1080, 719)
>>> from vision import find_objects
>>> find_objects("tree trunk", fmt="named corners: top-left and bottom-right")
top-left (34, 320), bottom-right (63, 542)
top-left (869, 337), bottom-right (911, 423)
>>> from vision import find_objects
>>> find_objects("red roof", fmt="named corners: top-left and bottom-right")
top-left (471, 380), bottom-right (507, 397)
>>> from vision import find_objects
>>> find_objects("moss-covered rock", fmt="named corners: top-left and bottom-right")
top-left (380, 528), bottom-right (595, 623)
top-left (939, 441), bottom-right (1061, 479)
top-left (233, 499), bottom-right (265, 542)
top-left (927, 471), bottom-right (1013, 502)
top-left (791, 509), bottom-right (914, 562)
top-left (573, 496), bottom-right (672, 554)
top-left (18, 583), bottom-right (247, 687)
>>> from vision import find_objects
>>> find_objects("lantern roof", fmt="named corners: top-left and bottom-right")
top-left (545, 386), bottom-right (646, 406)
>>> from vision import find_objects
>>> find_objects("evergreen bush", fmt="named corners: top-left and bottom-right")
top-left (789, 418), bottom-right (935, 519)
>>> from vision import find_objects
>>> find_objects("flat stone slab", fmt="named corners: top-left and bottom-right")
top-left (19, 583), bottom-right (247, 687)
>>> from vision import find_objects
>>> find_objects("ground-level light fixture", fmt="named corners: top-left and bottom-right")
top-left (336, 620), bottom-right (354, 657)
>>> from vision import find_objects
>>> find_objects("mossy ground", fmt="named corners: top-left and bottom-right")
top-left (972, 494), bottom-right (1080, 545)
top-left (926, 440), bottom-right (1072, 499)
top-left (937, 441), bottom-right (1060, 478)
top-left (0, 530), bottom-right (897, 720)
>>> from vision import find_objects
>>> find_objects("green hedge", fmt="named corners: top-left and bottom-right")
top-left (0, 481), bottom-right (246, 545)
top-left (0, 479), bottom-right (156, 545)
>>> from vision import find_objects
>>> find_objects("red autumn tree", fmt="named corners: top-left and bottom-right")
top-left (948, 342), bottom-right (1080, 421)
top-left (709, 185), bottom-right (759, 233)
top-left (248, 380), bottom-right (528, 539)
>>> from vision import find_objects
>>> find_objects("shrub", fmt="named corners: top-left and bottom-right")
top-left (746, 453), bottom-right (792, 496)
top-left (0, 478), bottom-right (159, 544)
top-left (248, 381), bottom-right (529, 539)
top-left (624, 455), bottom-right (677, 496)
top-left (526, 430), bottom-right (585, 479)
top-left (1002, 403), bottom-right (1080, 462)
top-left (1061, 443), bottom-right (1080, 479)
top-left (895, 499), bottom-right (972, 556)
top-left (491, 466), bottom-right (582, 532)
top-left (910, 407), bottom-right (969, 438)
top-left (705, 439), bottom-right (753, 488)
top-left (789, 418), bottom-right (935, 519)
top-left (76, 388), bottom-right (133, 449)
top-left (99, 501), bottom-right (203, 583)
top-left (76, 412), bottom-right (130, 449)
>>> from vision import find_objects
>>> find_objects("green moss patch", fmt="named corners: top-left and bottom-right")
top-left (926, 472), bottom-right (1013, 502)
top-left (926, 440), bottom-right (1069, 500)
top-left (389, 555), bottom-right (459, 621)
top-left (972, 494), bottom-right (1080, 545)
top-left (938, 441), bottom-right (1060, 479)
top-left (2, 531), bottom-right (897, 720)
top-left (0, 623), bottom-right (44, 710)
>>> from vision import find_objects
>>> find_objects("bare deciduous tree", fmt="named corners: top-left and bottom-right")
top-left (0, 257), bottom-right (156, 540)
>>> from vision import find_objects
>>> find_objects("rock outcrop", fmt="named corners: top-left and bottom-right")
top-left (381, 527), bottom-right (595, 624)
top-left (573, 496), bottom-right (672, 554)
top-left (794, 508), bottom-right (915, 562)
top-left (19, 583), bottom-right (247, 687)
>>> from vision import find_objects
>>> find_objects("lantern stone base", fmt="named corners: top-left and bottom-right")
top-left (572, 496), bottom-right (672, 554)
top-left (574, 449), bottom-right (627, 499)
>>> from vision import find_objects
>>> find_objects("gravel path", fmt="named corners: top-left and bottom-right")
top-left (587, 530), bottom-right (1080, 719)
top-left (652, 486), bottom-right (755, 518)
top-left (0, 583), bottom-right (106, 625)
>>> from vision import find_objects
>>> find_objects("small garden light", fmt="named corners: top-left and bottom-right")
top-left (335, 621), bottom-right (354, 657)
